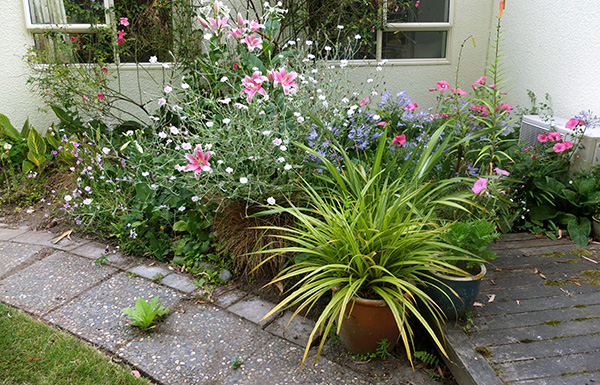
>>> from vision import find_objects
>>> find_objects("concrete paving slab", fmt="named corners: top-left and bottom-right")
top-left (0, 251), bottom-right (115, 315)
top-left (128, 264), bottom-right (173, 281)
top-left (264, 310), bottom-right (316, 348)
top-left (0, 242), bottom-right (43, 277)
top-left (70, 241), bottom-right (108, 260)
top-left (45, 272), bottom-right (182, 350)
top-left (226, 296), bottom-right (280, 326)
top-left (0, 228), bottom-right (28, 241)
top-left (10, 230), bottom-right (89, 251)
top-left (211, 286), bottom-right (247, 308)
top-left (159, 273), bottom-right (197, 293)
top-left (116, 302), bottom-right (275, 384)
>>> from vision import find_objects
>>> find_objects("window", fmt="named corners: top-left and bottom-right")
top-left (23, 0), bottom-right (174, 64)
top-left (380, 0), bottom-right (451, 60)
top-left (305, 0), bottom-right (451, 62)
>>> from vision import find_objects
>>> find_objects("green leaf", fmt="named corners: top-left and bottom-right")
top-left (173, 220), bottom-right (188, 232)
top-left (46, 131), bottom-right (60, 150)
top-left (26, 129), bottom-right (47, 168)
top-left (51, 105), bottom-right (72, 124)
top-left (0, 113), bottom-right (22, 141)
top-left (135, 183), bottom-right (151, 201)
top-left (22, 160), bottom-right (34, 175)
top-left (529, 205), bottom-right (559, 221)
top-left (21, 118), bottom-right (30, 137)
top-left (567, 217), bottom-right (591, 246)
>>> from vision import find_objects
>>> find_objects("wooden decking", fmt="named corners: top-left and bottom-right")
top-left (443, 233), bottom-right (600, 385)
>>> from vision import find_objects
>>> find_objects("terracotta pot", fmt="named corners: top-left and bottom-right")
top-left (592, 215), bottom-right (600, 241)
top-left (338, 296), bottom-right (401, 354)
top-left (423, 264), bottom-right (486, 320)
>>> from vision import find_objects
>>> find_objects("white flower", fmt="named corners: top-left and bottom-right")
top-left (267, 197), bottom-right (276, 205)
top-left (178, 206), bottom-right (186, 212)
top-left (280, 145), bottom-right (287, 151)
top-left (341, 97), bottom-right (349, 103)
top-left (239, 177), bottom-right (248, 184)
top-left (158, 98), bottom-right (166, 105)
top-left (219, 97), bottom-right (231, 104)
top-left (220, 76), bottom-right (228, 82)
top-left (277, 157), bottom-right (285, 162)
top-left (162, 63), bottom-right (171, 69)
top-left (3, 143), bottom-right (11, 150)
top-left (205, 144), bottom-right (213, 150)
top-left (284, 164), bottom-right (292, 170)
top-left (234, 103), bottom-right (248, 110)
top-left (149, 56), bottom-right (158, 63)
top-left (223, 118), bottom-right (231, 124)
top-left (324, 46), bottom-right (332, 51)
top-left (206, 121), bottom-right (214, 128)
top-left (297, 116), bottom-right (304, 123)
top-left (293, 112), bottom-right (301, 117)
top-left (376, 66), bottom-right (383, 72)
top-left (169, 126), bottom-right (179, 135)
top-left (305, 40), bottom-right (313, 45)
top-left (101, 147), bottom-right (110, 155)
top-left (142, 171), bottom-right (150, 177)
top-left (340, 60), bottom-right (348, 68)
top-left (337, 25), bottom-right (344, 29)
top-left (226, 167), bottom-right (233, 174)
top-left (273, 138), bottom-right (282, 146)
top-left (201, 165), bottom-right (212, 172)
top-left (192, 196), bottom-right (199, 202)
top-left (181, 82), bottom-right (190, 89)
top-left (83, 198), bottom-right (92, 205)
top-left (355, 34), bottom-right (361, 39)
top-left (164, 85), bottom-right (173, 93)
top-left (158, 132), bottom-right (167, 139)
top-left (64, 195), bottom-right (72, 202)
top-left (318, 95), bottom-right (326, 100)
top-left (262, 130), bottom-right (271, 136)
top-left (217, 159), bottom-right (224, 164)
top-left (182, 143), bottom-right (192, 150)
top-left (373, 114), bottom-right (381, 121)
top-left (125, 130), bottom-right (134, 136)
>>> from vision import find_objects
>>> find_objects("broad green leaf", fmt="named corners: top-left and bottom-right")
top-left (135, 183), bottom-right (151, 201)
top-left (21, 118), bottom-right (30, 137)
top-left (173, 220), bottom-right (188, 232)
top-left (567, 217), bottom-right (591, 246)
top-left (51, 105), bottom-right (72, 124)
top-left (0, 113), bottom-right (21, 141)
top-left (529, 205), bottom-right (559, 221)
top-left (46, 131), bottom-right (60, 149)
top-left (22, 160), bottom-right (34, 175)
top-left (26, 129), bottom-right (47, 167)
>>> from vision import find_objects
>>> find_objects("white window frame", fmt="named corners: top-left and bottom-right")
top-left (361, 0), bottom-right (453, 65)
top-left (23, 0), bottom-right (114, 33)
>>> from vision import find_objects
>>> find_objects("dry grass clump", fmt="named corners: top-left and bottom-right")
top-left (212, 201), bottom-right (295, 280)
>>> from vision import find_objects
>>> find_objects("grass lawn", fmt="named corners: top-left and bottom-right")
top-left (0, 302), bottom-right (151, 385)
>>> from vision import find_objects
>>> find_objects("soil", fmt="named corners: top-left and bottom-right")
top-left (0, 194), bottom-right (457, 385)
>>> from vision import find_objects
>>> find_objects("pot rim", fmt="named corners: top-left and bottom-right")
top-left (593, 215), bottom-right (600, 223)
top-left (331, 287), bottom-right (390, 308)
top-left (430, 263), bottom-right (487, 281)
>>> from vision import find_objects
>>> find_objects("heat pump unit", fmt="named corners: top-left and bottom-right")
top-left (519, 115), bottom-right (600, 171)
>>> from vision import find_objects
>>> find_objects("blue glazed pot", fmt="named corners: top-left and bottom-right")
top-left (423, 264), bottom-right (486, 320)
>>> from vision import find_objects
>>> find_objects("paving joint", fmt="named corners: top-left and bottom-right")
top-left (0, 246), bottom-right (54, 281)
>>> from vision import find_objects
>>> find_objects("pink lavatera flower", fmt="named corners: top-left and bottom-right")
top-left (392, 134), bottom-right (406, 145)
top-left (404, 102), bottom-right (417, 111)
top-left (451, 87), bottom-right (468, 96)
top-left (241, 71), bottom-right (269, 103)
top-left (547, 131), bottom-right (561, 142)
top-left (563, 141), bottom-right (574, 150)
top-left (537, 133), bottom-right (548, 143)
top-left (242, 34), bottom-right (263, 52)
top-left (184, 145), bottom-right (212, 178)
top-left (565, 118), bottom-right (586, 129)
top-left (268, 68), bottom-right (299, 95)
top-left (494, 167), bottom-right (510, 176)
top-left (436, 80), bottom-right (450, 91)
top-left (472, 178), bottom-right (487, 194)
top-left (119, 17), bottom-right (129, 26)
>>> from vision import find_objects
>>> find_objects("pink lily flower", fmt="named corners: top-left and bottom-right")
top-left (241, 71), bottom-right (269, 103)
top-left (242, 34), bottom-right (263, 52)
top-left (247, 19), bottom-right (265, 31)
top-left (269, 68), bottom-right (299, 95)
top-left (184, 145), bottom-right (211, 178)
top-left (207, 16), bottom-right (229, 35)
top-left (227, 29), bottom-right (243, 38)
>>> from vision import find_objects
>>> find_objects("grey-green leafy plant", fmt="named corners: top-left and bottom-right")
top-left (252, 123), bottom-right (476, 369)
top-left (122, 296), bottom-right (169, 330)
top-left (441, 219), bottom-right (500, 269)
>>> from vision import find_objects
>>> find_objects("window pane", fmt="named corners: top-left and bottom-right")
top-left (381, 30), bottom-right (447, 59)
top-left (387, 0), bottom-right (449, 23)
top-left (32, 32), bottom-right (114, 63)
top-left (28, 0), bottom-right (106, 24)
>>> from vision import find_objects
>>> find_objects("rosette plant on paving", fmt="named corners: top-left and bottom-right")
top-left (252, 121), bottom-right (475, 369)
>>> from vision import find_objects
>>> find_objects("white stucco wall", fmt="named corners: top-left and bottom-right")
top-left (1, 0), bottom-right (495, 130)
top-left (0, 1), bottom-right (50, 132)
top-left (501, 1), bottom-right (600, 118)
